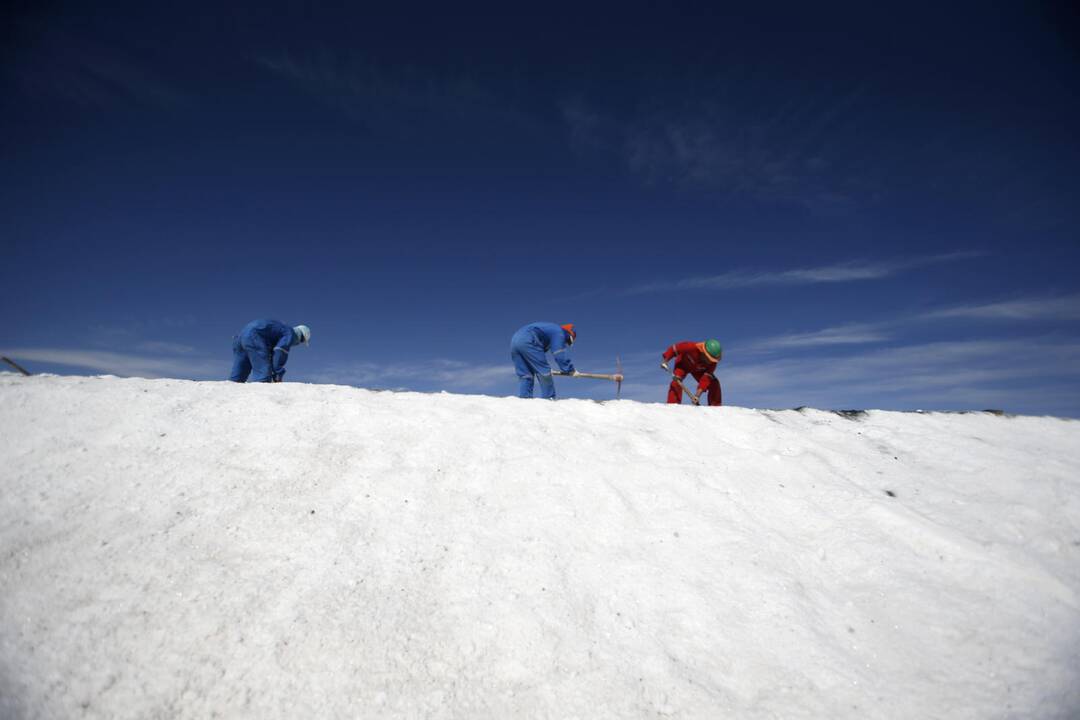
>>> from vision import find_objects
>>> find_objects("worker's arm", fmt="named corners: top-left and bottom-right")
top-left (550, 334), bottom-right (576, 375)
top-left (270, 329), bottom-right (296, 380)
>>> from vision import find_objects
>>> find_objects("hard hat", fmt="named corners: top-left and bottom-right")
top-left (704, 339), bottom-right (722, 362)
top-left (561, 323), bottom-right (577, 344)
top-left (294, 325), bottom-right (311, 346)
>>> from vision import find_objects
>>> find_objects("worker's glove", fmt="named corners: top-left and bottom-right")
top-left (660, 362), bottom-right (670, 371)
top-left (571, 370), bottom-right (580, 377)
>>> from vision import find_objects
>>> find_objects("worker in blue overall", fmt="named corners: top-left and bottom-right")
top-left (229, 319), bottom-right (311, 383)
top-left (510, 322), bottom-right (578, 399)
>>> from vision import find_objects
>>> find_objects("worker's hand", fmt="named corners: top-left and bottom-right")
top-left (660, 362), bottom-right (669, 372)
top-left (571, 370), bottom-right (580, 377)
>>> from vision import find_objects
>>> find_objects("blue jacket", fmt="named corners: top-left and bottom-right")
top-left (512, 322), bottom-right (575, 375)
top-left (239, 319), bottom-right (298, 374)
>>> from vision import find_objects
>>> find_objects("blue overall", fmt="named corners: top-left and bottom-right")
top-left (229, 319), bottom-right (298, 383)
top-left (510, 322), bottom-right (575, 399)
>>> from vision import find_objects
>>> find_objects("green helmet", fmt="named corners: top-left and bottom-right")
top-left (704, 339), bottom-right (722, 361)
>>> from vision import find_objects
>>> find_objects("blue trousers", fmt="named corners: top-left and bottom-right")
top-left (229, 336), bottom-right (273, 383)
top-left (510, 331), bottom-right (555, 399)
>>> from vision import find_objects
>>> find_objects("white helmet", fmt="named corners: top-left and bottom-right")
top-left (293, 325), bottom-right (311, 346)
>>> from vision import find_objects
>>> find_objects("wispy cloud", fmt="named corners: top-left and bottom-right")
top-left (736, 291), bottom-right (1079, 355)
top-left (256, 53), bottom-right (541, 137)
top-left (134, 341), bottom-right (198, 355)
top-left (625, 252), bottom-right (981, 295)
top-left (308, 358), bottom-right (512, 392)
top-left (608, 337), bottom-right (1080, 414)
top-left (722, 337), bottom-right (1080, 413)
top-left (920, 293), bottom-right (1080, 321)
top-left (741, 323), bottom-right (892, 352)
top-left (561, 100), bottom-right (608, 151)
top-left (563, 88), bottom-right (872, 214)
top-left (611, 284), bottom-right (1080, 413)
top-left (0, 348), bottom-right (218, 379)
top-left (10, 25), bottom-right (188, 109)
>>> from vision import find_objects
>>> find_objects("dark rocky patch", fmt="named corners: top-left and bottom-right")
top-left (833, 409), bottom-right (868, 421)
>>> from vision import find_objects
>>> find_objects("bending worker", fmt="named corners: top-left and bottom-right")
top-left (662, 339), bottom-right (723, 406)
top-left (510, 322), bottom-right (578, 399)
top-left (229, 319), bottom-right (311, 383)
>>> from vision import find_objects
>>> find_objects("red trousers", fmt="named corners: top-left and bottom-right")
top-left (668, 369), bottom-right (722, 406)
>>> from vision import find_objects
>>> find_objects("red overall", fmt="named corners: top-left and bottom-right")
top-left (663, 341), bottom-right (722, 406)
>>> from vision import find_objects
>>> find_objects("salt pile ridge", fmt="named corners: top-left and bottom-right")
top-left (1, 374), bottom-right (1078, 719)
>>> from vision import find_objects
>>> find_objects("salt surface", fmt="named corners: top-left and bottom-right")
top-left (1, 374), bottom-right (1078, 719)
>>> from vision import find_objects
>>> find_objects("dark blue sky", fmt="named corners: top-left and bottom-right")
top-left (3, 2), bottom-right (1079, 414)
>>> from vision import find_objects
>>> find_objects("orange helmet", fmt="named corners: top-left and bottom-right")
top-left (561, 323), bottom-right (577, 344)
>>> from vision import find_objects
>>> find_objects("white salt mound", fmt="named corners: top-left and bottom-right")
top-left (1, 374), bottom-right (1078, 719)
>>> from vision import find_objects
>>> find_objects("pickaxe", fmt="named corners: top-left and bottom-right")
top-left (555, 357), bottom-right (624, 398)
top-left (662, 364), bottom-right (700, 405)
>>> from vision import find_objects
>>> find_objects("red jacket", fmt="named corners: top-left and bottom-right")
top-left (663, 341), bottom-right (717, 376)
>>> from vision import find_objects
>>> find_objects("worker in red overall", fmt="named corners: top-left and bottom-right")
top-left (661, 339), bottom-right (723, 406)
